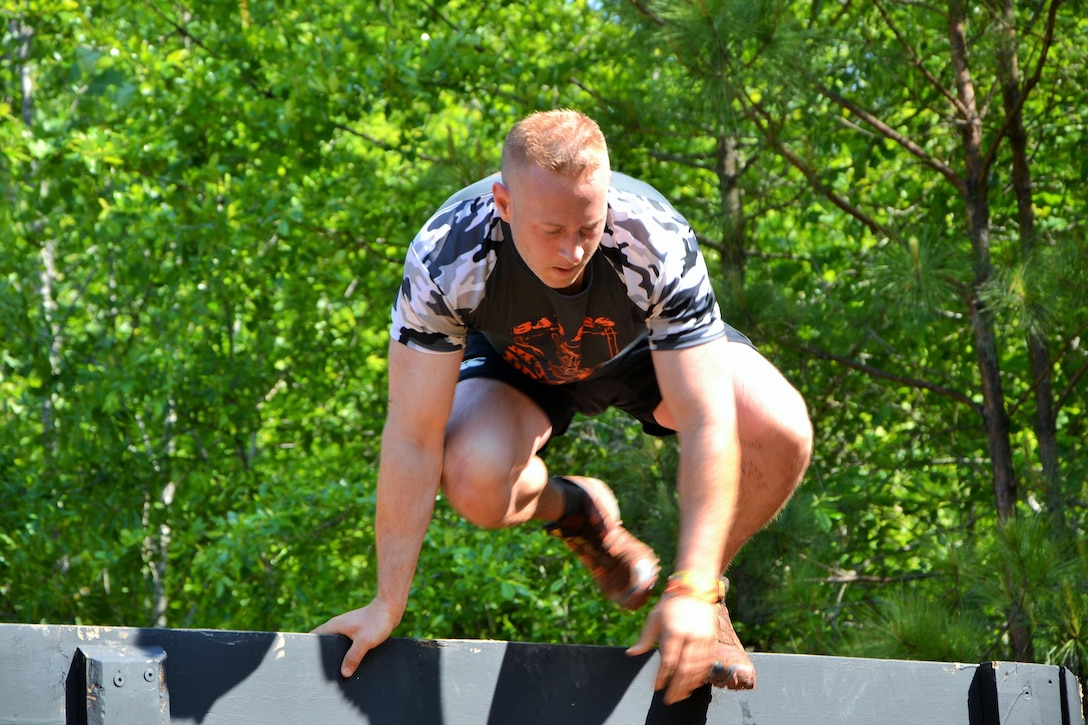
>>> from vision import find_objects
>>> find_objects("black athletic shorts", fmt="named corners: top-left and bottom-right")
top-left (457, 325), bottom-right (754, 438)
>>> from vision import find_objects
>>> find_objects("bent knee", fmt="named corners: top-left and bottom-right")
top-left (440, 456), bottom-right (511, 529)
top-left (772, 387), bottom-right (813, 459)
top-left (740, 379), bottom-right (813, 475)
top-left (772, 394), bottom-right (814, 486)
top-left (786, 410), bottom-right (814, 472)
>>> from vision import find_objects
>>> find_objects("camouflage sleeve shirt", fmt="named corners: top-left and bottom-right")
top-left (390, 176), bottom-right (728, 385)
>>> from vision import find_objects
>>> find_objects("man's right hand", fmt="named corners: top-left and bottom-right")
top-left (311, 599), bottom-right (401, 678)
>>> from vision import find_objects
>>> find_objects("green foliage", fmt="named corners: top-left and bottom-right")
top-left (406, 502), bottom-right (646, 646)
top-left (845, 590), bottom-right (991, 664)
top-left (835, 514), bottom-right (1088, 670)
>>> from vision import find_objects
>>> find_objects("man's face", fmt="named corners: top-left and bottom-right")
top-left (493, 163), bottom-right (610, 294)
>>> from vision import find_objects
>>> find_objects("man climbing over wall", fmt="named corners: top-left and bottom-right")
top-left (314, 109), bottom-right (813, 705)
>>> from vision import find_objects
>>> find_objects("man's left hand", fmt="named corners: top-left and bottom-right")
top-left (626, 594), bottom-right (717, 705)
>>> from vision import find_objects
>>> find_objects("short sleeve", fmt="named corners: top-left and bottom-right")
top-left (605, 190), bottom-right (727, 351)
top-left (389, 197), bottom-right (497, 353)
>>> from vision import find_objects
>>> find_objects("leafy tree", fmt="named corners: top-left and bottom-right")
top-left (2, 1), bottom-right (1085, 702)
top-left (0, 0), bottom-right (646, 646)
top-left (607, 0), bottom-right (1086, 674)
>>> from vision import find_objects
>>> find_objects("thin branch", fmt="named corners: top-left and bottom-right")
top-left (816, 84), bottom-right (967, 196)
top-left (810, 571), bottom-right (939, 585)
top-left (979, 0), bottom-right (1063, 176)
top-left (332, 122), bottom-right (443, 164)
top-left (744, 98), bottom-right (895, 241)
top-left (785, 339), bottom-right (981, 411)
top-left (697, 0), bottom-right (731, 69)
top-left (1002, 316), bottom-right (1088, 417)
top-left (832, 113), bottom-right (883, 139)
top-left (1007, 316), bottom-right (1088, 417)
top-left (1057, 357), bottom-right (1088, 413)
top-left (872, 0), bottom-right (968, 117)
top-left (647, 149), bottom-right (715, 172)
top-left (419, 0), bottom-right (462, 33)
top-left (139, 0), bottom-right (213, 54)
top-left (627, 0), bottom-right (666, 26)
top-left (140, 0), bottom-right (277, 99)
top-left (332, 122), bottom-right (396, 151)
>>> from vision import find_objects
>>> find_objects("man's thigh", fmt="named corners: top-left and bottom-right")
top-left (653, 342), bottom-right (806, 439)
top-left (718, 344), bottom-right (809, 447)
top-left (445, 377), bottom-right (554, 468)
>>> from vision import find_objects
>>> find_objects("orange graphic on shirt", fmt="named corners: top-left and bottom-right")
top-left (504, 316), bottom-right (619, 383)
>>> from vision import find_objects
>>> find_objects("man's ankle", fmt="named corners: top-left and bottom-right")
top-left (550, 476), bottom-right (588, 520)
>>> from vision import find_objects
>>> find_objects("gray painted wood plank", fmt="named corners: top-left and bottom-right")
top-left (0, 623), bottom-right (1082, 724)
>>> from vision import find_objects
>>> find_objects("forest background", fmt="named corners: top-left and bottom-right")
top-left (3, 0), bottom-right (1086, 695)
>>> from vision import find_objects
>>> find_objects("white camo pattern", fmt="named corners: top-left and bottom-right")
top-left (390, 185), bottom-right (726, 354)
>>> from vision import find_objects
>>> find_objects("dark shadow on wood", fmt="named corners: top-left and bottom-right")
top-left (64, 649), bottom-right (86, 725)
top-left (644, 685), bottom-right (713, 725)
top-left (133, 628), bottom-right (276, 723)
top-left (316, 636), bottom-right (444, 724)
top-left (968, 662), bottom-right (997, 725)
top-left (485, 642), bottom-right (647, 723)
top-left (478, 640), bottom-right (713, 718)
top-left (480, 641), bottom-right (712, 724)
top-left (1063, 666), bottom-right (1086, 725)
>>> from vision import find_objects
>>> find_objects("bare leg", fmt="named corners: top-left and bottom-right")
top-left (654, 343), bottom-right (812, 571)
top-left (441, 377), bottom-right (660, 609)
top-left (441, 377), bottom-right (564, 527)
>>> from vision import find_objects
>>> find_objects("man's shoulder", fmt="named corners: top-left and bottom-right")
top-left (413, 189), bottom-right (500, 268)
top-left (609, 172), bottom-right (674, 206)
top-left (435, 173), bottom-right (503, 211)
top-left (607, 175), bottom-right (691, 237)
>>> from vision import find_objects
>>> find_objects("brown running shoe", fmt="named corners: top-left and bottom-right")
top-left (544, 475), bottom-right (660, 610)
top-left (709, 578), bottom-right (757, 690)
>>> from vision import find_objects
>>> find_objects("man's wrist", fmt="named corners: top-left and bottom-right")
top-left (371, 592), bottom-right (407, 626)
top-left (662, 571), bottom-right (726, 603)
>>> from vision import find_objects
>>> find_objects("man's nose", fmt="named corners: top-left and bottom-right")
top-left (558, 233), bottom-right (584, 263)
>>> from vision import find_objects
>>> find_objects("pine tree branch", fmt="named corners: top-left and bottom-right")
top-left (742, 98), bottom-right (895, 242)
top-left (1057, 356), bottom-right (1088, 414)
top-left (1007, 316), bottom-right (1088, 418)
top-left (785, 339), bottom-right (981, 411)
top-left (627, 0), bottom-right (666, 26)
top-left (872, 0), bottom-right (969, 118)
top-left (979, 0), bottom-right (1063, 177)
top-left (815, 83), bottom-right (967, 196)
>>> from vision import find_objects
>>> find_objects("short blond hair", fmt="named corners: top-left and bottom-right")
top-left (501, 109), bottom-right (609, 184)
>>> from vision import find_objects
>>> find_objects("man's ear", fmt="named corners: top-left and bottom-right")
top-left (492, 181), bottom-right (513, 222)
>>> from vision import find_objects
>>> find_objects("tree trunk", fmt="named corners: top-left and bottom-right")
top-left (948, 0), bottom-right (1032, 662)
top-left (14, 18), bottom-right (62, 463)
top-left (12, 18), bottom-right (35, 125)
top-left (715, 132), bottom-right (746, 291)
top-left (947, 0), bottom-right (1017, 522)
top-left (996, 0), bottom-right (1063, 528)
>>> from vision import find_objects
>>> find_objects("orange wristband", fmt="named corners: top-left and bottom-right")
top-left (663, 571), bottom-right (727, 603)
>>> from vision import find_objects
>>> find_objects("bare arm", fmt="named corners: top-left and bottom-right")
top-left (313, 340), bottom-right (462, 676)
top-left (657, 338), bottom-right (740, 582)
top-left (629, 337), bottom-right (741, 703)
